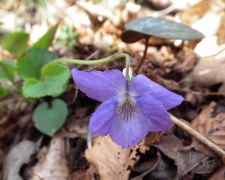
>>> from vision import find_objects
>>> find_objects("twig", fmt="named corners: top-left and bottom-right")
top-left (135, 36), bottom-right (149, 74)
top-left (85, 49), bottom-right (100, 60)
top-left (169, 114), bottom-right (225, 157)
top-left (67, 86), bottom-right (78, 105)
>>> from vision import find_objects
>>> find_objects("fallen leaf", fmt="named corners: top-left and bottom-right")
top-left (148, 47), bottom-right (177, 68)
top-left (176, 0), bottom-right (225, 58)
top-left (30, 134), bottom-right (70, 180)
top-left (133, 151), bottom-right (177, 180)
top-left (144, 132), bottom-right (163, 146)
top-left (174, 52), bottom-right (199, 73)
top-left (190, 102), bottom-right (225, 157)
top-left (76, 1), bottom-right (140, 27)
top-left (3, 140), bottom-right (36, 180)
top-left (182, 58), bottom-right (225, 90)
top-left (69, 170), bottom-right (86, 180)
top-left (208, 165), bottom-right (225, 180)
top-left (153, 133), bottom-right (214, 179)
top-left (85, 135), bottom-right (148, 180)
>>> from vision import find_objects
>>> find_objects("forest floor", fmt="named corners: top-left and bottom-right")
top-left (1, 0), bottom-right (225, 179)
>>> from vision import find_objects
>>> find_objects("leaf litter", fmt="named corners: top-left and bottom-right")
top-left (1, 0), bottom-right (225, 180)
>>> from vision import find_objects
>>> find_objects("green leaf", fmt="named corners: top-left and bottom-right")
top-left (0, 60), bottom-right (16, 82)
top-left (33, 98), bottom-right (68, 136)
top-left (22, 64), bottom-right (70, 98)
top-left (121, 17), bottom-right (204, 43)
top-left (17, 48), bottom-right (58, 79)
top-left (32, 23), bottom-right (59, 49)
top-left (1, 32), bottom-right (29, 55)
top-left (0, 87), bottom-right (11, 97)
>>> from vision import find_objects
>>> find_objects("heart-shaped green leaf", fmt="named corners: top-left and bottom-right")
top-left (0, 60), bottom-right (16, 83)
top-left (33, 98), bottom-right (68, 136)
top-left (121, 17), bottom-right (204, 43)
top-left (32, 22), bottom-right (59, 49)
top-left (22, 63), bottom-right (70, 98)
top-left (17, 48), bottom-right (58, 80)
top-left (1, 32), bottom-right (29, 55)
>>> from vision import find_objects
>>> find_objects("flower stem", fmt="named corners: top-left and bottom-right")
top-left (135, 36), bottom-right (149, 74)
top-left (46, 53), bottom-right (129, 66)
top-left (43, 53), bottom-right (131, 76)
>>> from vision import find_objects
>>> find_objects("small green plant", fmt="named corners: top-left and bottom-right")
top-left (56, 25), bottom-right (79, 51)
top-left (0, 22), bottom-right (69, 136)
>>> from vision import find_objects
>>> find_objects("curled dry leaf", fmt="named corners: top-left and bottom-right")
top-left (152, 133), bottom-right (215, 179)
top-left (3, 140), bottom-right (36, 180)
top-left (30, 134), bottom-right (70, 180)
top-left (85, 135), bottom-right (149, 180)
top-left (132, 151), bottom-right (177, 180)
top-left (190, 102), bottom-right (225, 157)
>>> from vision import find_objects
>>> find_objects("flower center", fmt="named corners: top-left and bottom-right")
top-left (115, 93), bottom-right (139, 121)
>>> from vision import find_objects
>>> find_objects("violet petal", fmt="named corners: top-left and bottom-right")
top-left (89, 96), bottom-right (118, 136)
top-left (129, 74), bottom-right (184, 110)
top-left (109, 105), bottom-right (149, 148)
top-left (71, 68), bottom-right (126, 102)
top-left (136, 94), bottom-right (172, 131)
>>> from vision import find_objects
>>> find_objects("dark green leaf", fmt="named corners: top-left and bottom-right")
top-left (121, 17), bottom-right (204, 43)
top-left (22, 64), bottom-right (70, 98)
top-left (17, 48), bottom-right (58, 79)
top-left (0, 60), bottom-right (16, 82)
top-left (1, 32), bottom-right (29, 55)
top-left (32, 23), bottom-right (59, 49)
top-left (33, 98), bottom-right (68, 136)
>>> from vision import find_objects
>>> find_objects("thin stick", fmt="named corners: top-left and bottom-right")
top-left (169, 114), bottom-right (225, 157)
top-left (135, 36), bottom-right (149, 73)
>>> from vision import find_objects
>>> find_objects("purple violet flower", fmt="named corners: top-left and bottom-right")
top-left (71, 68), bottom-right (184, 148)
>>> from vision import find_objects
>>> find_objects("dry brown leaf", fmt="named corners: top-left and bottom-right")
top-left (85, 135), bottom-right (149, 180)
top-left (144, 132), bottom-right (163, 146)
top-left (148, 47), bottom-right (177, 68)
top-left (177, 0), bottom-right (225, 37)
top-left (132, 151), bottom-right (177, 180)
top-left (183, 58), bottom-right (225, 90)
top-left (76, 1), bottom-right (140, 28)
top-left (174, 52), bottom-right (198, 73)
top-left (208, 165), bottom-right (225, 180)
top-left (191, 102), bottom-right (225, 157)
top-left (3, 140), bottom-right (36, 180)
top-left (153, 133), bottom-right (212, 179)
top-left (176, 0), bottom-right (225, 58)
top-left (177, 0), bottom-right (211, 26)
top-left (69, 170), bottom-right (86, 180)
top-left (30, 134), bottom-right (70, 180)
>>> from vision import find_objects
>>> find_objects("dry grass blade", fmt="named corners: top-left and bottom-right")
top-left (169, 113), bottom-right (225, 158)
